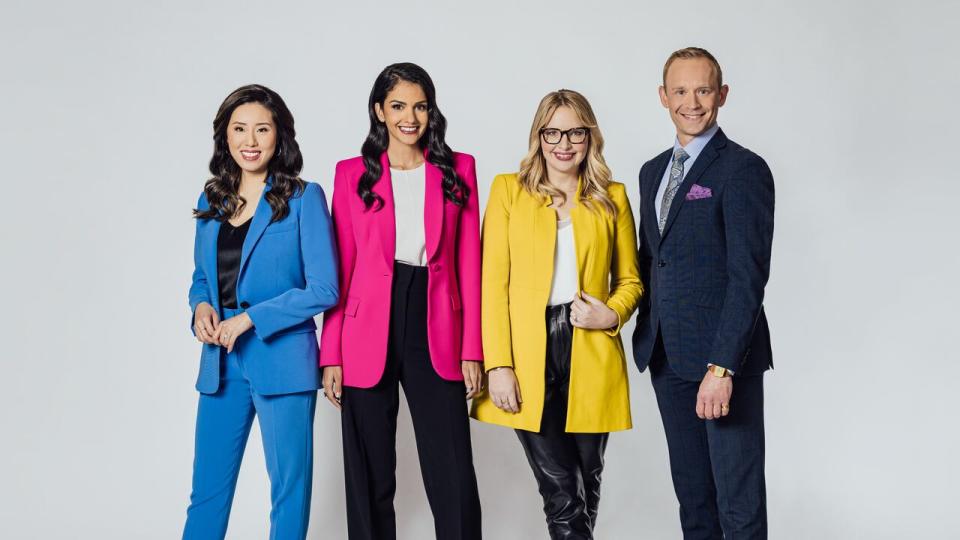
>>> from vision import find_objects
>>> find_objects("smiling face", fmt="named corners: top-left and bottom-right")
top-left (226, 102), bottom-right (277, 177)
top-left (375, 79), bottom-right (429, 148)
top-left (540, 106), bottom-right (588, 178)
top-left (659, 57), bottom-right (728, 146)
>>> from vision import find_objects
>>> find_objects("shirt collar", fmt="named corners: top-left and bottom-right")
top-left (673, 123), bottom-right (720, 162)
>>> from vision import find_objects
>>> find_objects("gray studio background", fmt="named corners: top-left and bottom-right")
top-left (2, 1), bottom-right (957, 538)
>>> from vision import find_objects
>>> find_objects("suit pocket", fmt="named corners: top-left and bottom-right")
top-left (345, 296), bottom-right (360, 318)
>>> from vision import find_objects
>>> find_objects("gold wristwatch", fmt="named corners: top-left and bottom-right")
top-left (706, 364), bottom-right (732, 378)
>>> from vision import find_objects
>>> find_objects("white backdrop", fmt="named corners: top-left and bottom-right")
top-left (2, 1), bottom-right (958, 538)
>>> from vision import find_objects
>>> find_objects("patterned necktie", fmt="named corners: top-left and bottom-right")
top-left (658, 147), bottom-right (690, 233)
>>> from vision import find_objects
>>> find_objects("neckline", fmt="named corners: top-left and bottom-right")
top-left (390, 163), bottom-right (425, 174)
top-left (225, 217), bottom-right (253, 229)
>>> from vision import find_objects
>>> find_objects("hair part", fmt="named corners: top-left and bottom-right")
top-left (662, 47), bottom-right (723, 89)
top-left (358, 62), bottom-right (469, 211)
top-left (517, 89), bottom-right (616, 216)
top-left (194, 84), bottom-right (305, 222)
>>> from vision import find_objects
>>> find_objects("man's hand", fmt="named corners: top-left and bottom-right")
top-left (697, 372), bottom-right (733, 420)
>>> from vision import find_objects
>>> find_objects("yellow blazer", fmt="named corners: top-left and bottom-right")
top-left (471, 174), bottom-right (643, 432)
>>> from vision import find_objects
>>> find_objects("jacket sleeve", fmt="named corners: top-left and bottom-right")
top-left (603, 184), bottom-right (644, 337)
top-left (709, 157), bottom-right (775, 370)
top-left (188, 192), bottom-right (211, 334)
top-left (318, 163), bottom-right (356, 367)
top-left (456, 154), bottom-right (484, 362)
top-left (480, 175), bottom-right (515, 371)
top-left (245, 183), bottom-right (340, 340)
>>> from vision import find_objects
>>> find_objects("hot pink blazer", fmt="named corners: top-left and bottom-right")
top-left (319, 151), bottom-right (483, 388)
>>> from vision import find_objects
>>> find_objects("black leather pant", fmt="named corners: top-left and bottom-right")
top-left (516, 303), bottom-right (610, 540)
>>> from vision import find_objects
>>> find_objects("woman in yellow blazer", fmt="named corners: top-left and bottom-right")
top-left (471, 89), bottom-right (642, 539)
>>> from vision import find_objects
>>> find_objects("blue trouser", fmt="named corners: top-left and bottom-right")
top-left (183, 319), bottom-right (317, 540)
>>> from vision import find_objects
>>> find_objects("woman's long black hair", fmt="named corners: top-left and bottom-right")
top-left (359, 62), bottom-right (469, 211)
top-left (194, 84), bottom-right (305, 222)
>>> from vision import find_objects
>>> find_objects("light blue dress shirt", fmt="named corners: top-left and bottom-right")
top-left (654, 123), bottom-right (721, 221)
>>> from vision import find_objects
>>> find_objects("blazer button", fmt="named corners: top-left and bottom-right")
top-left (657, 261), bottom-right (667, 268)
top-left (240, 301), bottom-right (250, 309)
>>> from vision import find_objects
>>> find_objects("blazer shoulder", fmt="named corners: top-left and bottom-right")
top-left (607, 180), bottom-right (627, 197)
top-left (640, 148), bottom-right (672, 177)
top-left (299, 180), bottom-right (327, 200)
top-left (195, 189), bottom-right (210, 210)
top-left (605, 181), bottom-right (634, 212)
top-left (335, 156), bottom-right (366, 175)
top-left (452, 151), bottom-right (475, 167)
top-left (721, 137), bottom-right (768, 169)
top-left (492, 172), bottom-right (523, 195)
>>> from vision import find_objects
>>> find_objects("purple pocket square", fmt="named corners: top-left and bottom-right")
top-left (686, 184), bottom-right (712, 200)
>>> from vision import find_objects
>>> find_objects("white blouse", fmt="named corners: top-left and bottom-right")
top-left (391, 165), bottom-right (427, 266)
top-left (548, 218), bottom-right (578, 306)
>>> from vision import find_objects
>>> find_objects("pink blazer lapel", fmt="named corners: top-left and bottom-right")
top-left (375, 152), bottom-right (396, 270)
top-left (424, 160), bottom-right (444, 261)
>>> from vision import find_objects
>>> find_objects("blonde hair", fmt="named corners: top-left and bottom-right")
top-left (662, 47), bottom-right (723, 89)
top-left (518, 89), bottom-right (616, 216)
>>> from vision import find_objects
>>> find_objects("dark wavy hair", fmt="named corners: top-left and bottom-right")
top-left (194, 84), bottom-right (305, 222)
top-left (359, 62), bottom-right (469, 211)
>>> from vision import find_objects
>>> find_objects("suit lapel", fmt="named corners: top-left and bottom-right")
top-left (659, 130), bottom-right (727, 243)
top-left (533, 193), bottom-right (558, 292)
top-left (238, 179), bottom-right (274, 283)
top-left (203, 218), bottom-right (222, 308)
top-left (424, 159), bottom-right (444, 261)
top-left (645, 151), bottom-right (670, 241)
top-left (375, 152), bottom-right (397, 271)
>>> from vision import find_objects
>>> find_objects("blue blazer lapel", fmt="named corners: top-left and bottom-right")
top-left (659, 129), bottom-right (727, 243)
top-left (238, 179), bottom-right (275, 283)
top-left (203, 218), bottom-right (222, 309)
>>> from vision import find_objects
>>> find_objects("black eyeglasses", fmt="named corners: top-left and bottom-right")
top-left (540, 127), bottom-right (589, 145)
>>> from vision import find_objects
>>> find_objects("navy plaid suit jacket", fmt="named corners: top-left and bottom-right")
top-left (631, 128), bottom-right (775, 381)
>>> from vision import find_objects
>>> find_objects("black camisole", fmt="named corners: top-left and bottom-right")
top-left (217, 218), bottom-right (252, 309)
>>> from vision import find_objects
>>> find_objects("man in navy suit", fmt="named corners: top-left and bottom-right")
top-left (632, 47), bottom-right (775, 539)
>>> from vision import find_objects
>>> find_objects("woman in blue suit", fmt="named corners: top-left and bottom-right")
top-left (183, 84), bottom-right (338, 540)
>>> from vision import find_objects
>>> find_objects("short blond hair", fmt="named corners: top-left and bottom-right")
top-left (662, 47), bottom-right (723, 89)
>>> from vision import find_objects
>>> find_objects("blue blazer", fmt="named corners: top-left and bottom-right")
top-left (631, 129), bottom-right (774, 381)
top-left (188, 180), bottom-right (339, 395)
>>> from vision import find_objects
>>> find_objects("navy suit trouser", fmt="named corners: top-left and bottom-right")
top-left (649, 336), bottom-right (767, 540)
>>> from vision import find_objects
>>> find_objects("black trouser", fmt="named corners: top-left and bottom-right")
top-left (340, 262), bottom-right (482, 540)
top-left (515, 303), bottom-right (609, 540)
top-left (650, 331), bottom-right (767, 540)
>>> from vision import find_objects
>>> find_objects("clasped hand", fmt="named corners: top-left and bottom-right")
top-left (193, 302), bottom-right (253, 353)
top-left (570, 292), bottom-right (618, 330)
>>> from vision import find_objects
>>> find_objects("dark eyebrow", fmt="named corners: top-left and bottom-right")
top-left (389, 100), bottom-right (407, 105)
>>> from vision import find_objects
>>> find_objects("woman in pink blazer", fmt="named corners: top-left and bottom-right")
top-left (319, 62), bottom-right (483, 540)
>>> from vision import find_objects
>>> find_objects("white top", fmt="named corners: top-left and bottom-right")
top-left (391, 165), bottom-right (427, 266)
top-left (548, 218), bottom-right (578, 306)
